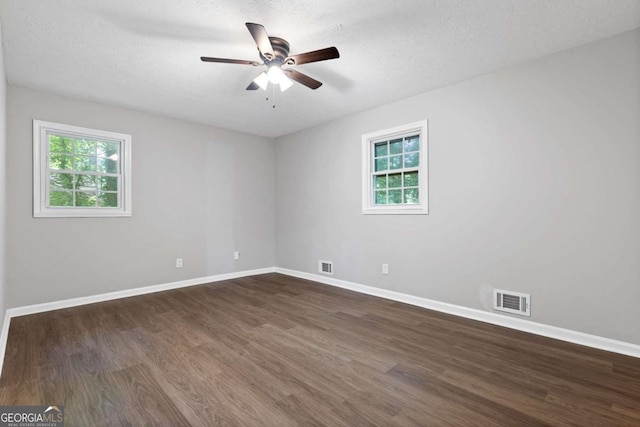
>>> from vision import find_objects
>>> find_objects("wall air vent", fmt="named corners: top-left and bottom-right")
top-left (318, 260), bottom-right (333, 275)
top-left (493, 289), bottom-right (531, 317)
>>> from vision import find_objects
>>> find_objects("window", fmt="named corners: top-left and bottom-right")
top-left (362, 120), bottom-right (428, 215)
top-left (33, 120), bottom-right (132, 217)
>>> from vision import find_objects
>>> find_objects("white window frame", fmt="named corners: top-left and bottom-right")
top-left (362, 120), bottom-right (428, 215)
top-left (33, 120), bottom-right (132, 218)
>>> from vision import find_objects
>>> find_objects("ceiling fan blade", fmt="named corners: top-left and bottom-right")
top-left (246, 22), bottom-right (274, 59)
top-left (201, 57), bottom-right (260, 66)
top-left (246, 81), bottom-right (260, 90)
top-left (285, 47), bottom-right (339, 66)
top-left (284, 69), bottom-right (322, 90)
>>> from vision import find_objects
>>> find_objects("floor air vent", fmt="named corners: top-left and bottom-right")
top-left (318, 260), bottom-right (333, 275)
top-left (493, 289), bottom-right (531, 317)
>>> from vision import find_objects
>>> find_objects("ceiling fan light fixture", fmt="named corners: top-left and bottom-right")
top-left (267, 65), bottom-right (293, 91)
top-left (267, 65), bottom-right (284, 83)
top-left (279, 74), bottom-right (293, 91)
top-left (253, 71), bottom-right (269, 90)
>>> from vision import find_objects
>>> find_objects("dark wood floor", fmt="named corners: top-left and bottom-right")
top-left (1, 273), bottom-right (639, 426)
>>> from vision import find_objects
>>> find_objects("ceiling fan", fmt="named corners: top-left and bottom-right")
top-left (201, 23), bottom-right (340, 91)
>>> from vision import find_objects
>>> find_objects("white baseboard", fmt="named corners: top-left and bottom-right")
top-left (1, 265), bottom-right (638, 380)
top-left (0, 310), bottom-right (11, 380)
top-left (275, 267), bottom-right (640, 359)
top-left (0, 267), bottom-right (275, 376)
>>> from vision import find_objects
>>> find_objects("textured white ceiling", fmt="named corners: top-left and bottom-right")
top-left (1, 0), bottom-right (639, 138)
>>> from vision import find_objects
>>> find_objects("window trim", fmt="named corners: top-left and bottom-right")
top-left (33, 120), bottom-right (132, 218)
top-left (361, 120), bottom-right (428, 215)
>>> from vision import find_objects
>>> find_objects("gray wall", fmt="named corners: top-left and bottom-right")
top-left (275, 29), bottom-right (640, 345)
top-left (6, 86), bottom-right (275, 307)
top-left (0, 23), bottom-right (6, 331)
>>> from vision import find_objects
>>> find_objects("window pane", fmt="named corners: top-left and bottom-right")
top-left (49, 191), bottom-right (73, 207)
top-left (375, 158), bottom-right (388, 172)
top-left (98, 192), bottom-right (118, 208)
top-left (76, 139), bottom-right (96, 156)
top-left (375, 190), bottom-right (387, 204)
top-left (75, 191), bottom-right (96, 207)
top-left (49, 135), bottom-right (73, 153)
top-left (35, 120), bottom-right (131, 217)
top-left (363, 122), bottom-right (427, 214)
top-left (404, 171), bottom-right (419, 187)
top-left (98, 176), bottom-right (118, 191)
top-left (374, 175), bottom-right (387, 189)
top-left (97, 158), bottom-right (118, 174)
top-left (76, 174), bottom-right (96, 191)
top-left (389, 155), bottom-right (402, 170)
top-left (388, 189), bottom-right (402, 204)
top-left (404, 136), bottom-right (420, 152)
top-left (75, 156), bottom-right (97, 172)
top-left (404, 153), bottom-right (419, 168)
top-left (388, 173), bottom-right (402, 188)
top-left (389, 139), bottom-right (403, 155)
top-left (404, 188), bottom-right (419, 204)
top-left (50, 153), bottom-right (73, 171)
top-left (50, 172), bottom-right (74, 190)
top-left (374, 142), bottom-right (388, 157)
top-left (97, 141), bottom-right (119, 158)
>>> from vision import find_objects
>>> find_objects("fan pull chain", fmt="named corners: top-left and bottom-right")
top-left (265, 84), bottom-right (277, 109)
top-left (272, 84), bottom-right (277, 108)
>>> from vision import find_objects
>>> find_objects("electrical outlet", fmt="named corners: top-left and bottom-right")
top-left (382, 263), bottom-right (389, 274)
top-left (176, 258), bottom-right (183, 268)
top-left (234, 251), bottom-right (240, 260)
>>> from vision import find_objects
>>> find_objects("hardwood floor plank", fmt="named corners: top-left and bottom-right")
top-left (0, 380), bottom-right (45, 406)
top-left (387, 363), bottom-right (548, 426)
top-left (55, 313), bottom-right (99, 356)
top-left (1, 273), bottom-right (639, 425)
top-left (285, 324), bottom-right (397, 372)
top-left (100, 363), bottom-right (191, 426)
top-left (62, 373), bottom-right (128, 427)
top-left (276, 392), bottom-right (352, 427)
top-left (143, 354), bottom-right (229, 426)
top-left (197, 343), bottom-right (298, 401)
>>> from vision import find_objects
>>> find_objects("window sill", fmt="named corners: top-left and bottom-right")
top-left (362, 206), bottom-right (429, 215)
top-left (34, 209), bottom-right (132, 218)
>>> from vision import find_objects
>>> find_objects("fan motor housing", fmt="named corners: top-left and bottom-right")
top-left (262, 36), bottom-right (290, 65)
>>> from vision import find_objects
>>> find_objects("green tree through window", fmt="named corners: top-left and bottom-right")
top-left (48, 135), bottom-right (120, 208)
